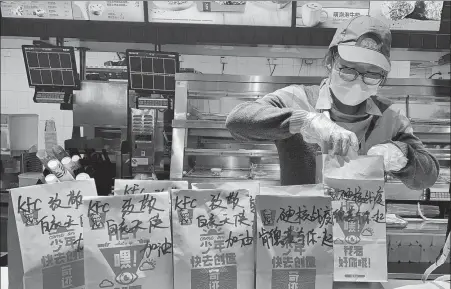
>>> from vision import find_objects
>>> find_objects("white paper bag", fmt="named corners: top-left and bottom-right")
top-left (256, 185), bottom-right (334, 289)
top-left (191, 181), bottom-right (259, 218)
top-left (323, 155), bottom-right (388, 282)
top-left (114, 179), bottom-right (188, 195)
top-left (172, 189), bottom-right (254, 289)
top-left (8, 180), bottom-right (97, 289)
top-left (82, 192), bottom-right (173, 289)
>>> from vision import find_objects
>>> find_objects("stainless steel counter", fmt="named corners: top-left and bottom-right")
top-left (0, 267), bottom-right (442, 289)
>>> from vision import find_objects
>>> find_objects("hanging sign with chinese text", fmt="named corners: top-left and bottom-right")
top-left (72, 1), bottom-right (144, 22)
top-left (296, 1), bottom-right (370, 28)
top-left (1, 1), bottom-right (74, 19)
top-left (148, 1), bottom-right (292, 26)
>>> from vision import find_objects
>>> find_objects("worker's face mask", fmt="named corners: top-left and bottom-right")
top-left (329, 69), bottom-right (380, 106)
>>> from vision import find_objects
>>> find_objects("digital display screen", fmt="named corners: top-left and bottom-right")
top-left (126, 50), bottom-right (179, 94)
top-left (22, 46), bottom-right (79, 88)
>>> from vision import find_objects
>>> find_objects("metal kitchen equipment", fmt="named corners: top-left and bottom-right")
top-left (171, 74), bottom-right (450, 279)
top-left (125, 49), bottom-right (179, 179)
top-left (171, 74), bottom-right (450, 189)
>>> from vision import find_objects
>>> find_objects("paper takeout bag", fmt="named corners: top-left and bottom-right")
top-left (323, 155), bottom-right (388, 282)
top-left (83, 192), bottom-right (173, 289)
top-left (191, 181), bottom-right (259, 225)
top-left (191, 182), bottom-right (260, 287)
top-left (8, 180), bottom-right (97, 289)
top-left (256, 185), bottom-right (334, 289)
top-left (172, 189), bottom-right (254, 289)
top-left (114, 179), bottom-right (188, 195)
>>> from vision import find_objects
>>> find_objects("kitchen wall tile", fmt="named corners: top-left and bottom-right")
top-left (17, 92), bottom-right (31, 111)
top-left (63, 111), bottom-right (74, 128)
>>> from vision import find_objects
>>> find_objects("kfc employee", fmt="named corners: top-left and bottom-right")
top-left (225, 16), bottom-right (439, 189)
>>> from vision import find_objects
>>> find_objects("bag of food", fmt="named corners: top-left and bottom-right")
top-left (171, 189), bottom-right (254, 289)
top-left (114, 179), bottom-right (188, 195)
top-left (255, 185), bottom-right (334, 289)
top-left (191, 182), bottom-right (260, 287)
top-left (8, 180), bottom-right (97, 289)
top-left (191, 181), bottom-right (259, 221)
top-left (82, 192), bottom-right (172, 289)
top-left (323, 155), bottom-right (387, 282)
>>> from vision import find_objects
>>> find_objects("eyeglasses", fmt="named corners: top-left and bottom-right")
top-left (334, 65), bottom-right (385, 86)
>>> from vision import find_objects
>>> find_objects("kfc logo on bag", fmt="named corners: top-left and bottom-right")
top-left (88, 212), bottom-right (107, 230)
top-left (20, 209), bottom-right (39, 226)
top-left (260, 209), bottom-right (276, 226)
top-left (178, 208), bottom-right (193, 226)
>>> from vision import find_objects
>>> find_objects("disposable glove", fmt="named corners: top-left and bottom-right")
top-left (367, 143), bottom-right (408, 172)
top-left (300, 112), bottom-right (359, 157)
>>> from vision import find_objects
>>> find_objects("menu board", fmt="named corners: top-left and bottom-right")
top-left (369, 1), bottom-right (444, 31)
top-left (22, 46), bottom-right (79, 88)
top-left (148, 1), bottom-right (292, 27)
top-left (126, 50), bottom-right (179, 94)
top-left (72, 1), bottom-right (144, 22)
top-left (296, 1), bottom-right (370, 28)
top-left (1, 1), bottom-right (74, 19)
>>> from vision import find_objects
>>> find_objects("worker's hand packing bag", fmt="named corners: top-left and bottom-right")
top-left (323, 155), bottom-right (388, 282)
top-left (255, 184), bottom-right (334, 289)
top-left (82, 191), bottom-right (172, 289)
top-left (114, 179), bottom-right (188, 195)
top-left (171, 188), bottom-right (254, 289)
top-left (8, 179), bottom-right (97, 289)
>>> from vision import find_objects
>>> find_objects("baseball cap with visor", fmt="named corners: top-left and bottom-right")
top-left (329, 15), bottom-right (392, 72)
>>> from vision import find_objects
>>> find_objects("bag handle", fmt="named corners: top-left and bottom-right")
top-left (422, 232), bottom-right (450, 282)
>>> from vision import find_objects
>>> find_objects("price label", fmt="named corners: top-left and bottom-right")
top-left (202, 2), bottom-right (211, 12)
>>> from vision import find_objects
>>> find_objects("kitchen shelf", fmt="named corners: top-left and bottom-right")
top-left (185, 148), bottom-right (278, 158)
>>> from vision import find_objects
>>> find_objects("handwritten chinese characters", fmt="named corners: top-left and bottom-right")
top-left (255, 191), bottom-right (334, 289)
top-left (324, 155), bottom-right (387, 282)
top-left (172, 189), bottom-right (255, 289)
top-left (83, 191), bottom-right (173, 289)
top-left (10, 180), bottom-right (97, 289)
top-left (113, 180), bottom-right (188, 195)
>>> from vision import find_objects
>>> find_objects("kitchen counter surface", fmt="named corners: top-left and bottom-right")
top-left (0, 267), bottom-right (442, 289)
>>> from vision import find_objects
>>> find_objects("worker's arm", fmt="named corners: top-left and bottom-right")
top-left (225, 85), bottom-right (315, 141)
top-left (389, 111), bottom-right (439, 190)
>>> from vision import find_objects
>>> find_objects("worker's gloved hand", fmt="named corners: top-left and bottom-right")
top-left (367, 143), bottom-right (408, 172)
top-left (300, 112), bottom-right (359, 157)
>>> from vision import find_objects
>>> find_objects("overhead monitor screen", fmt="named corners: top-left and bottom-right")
top-left (126, 50), bottom-right (179, 94)
top-left (22, 45), bottom-right (79, 88)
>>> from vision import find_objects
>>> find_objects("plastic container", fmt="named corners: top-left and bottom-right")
top-left (71, 155), bottom-right (82, 167)
top-left (75, 173), bottom-right (91, 180)
top-left (47, 159), bottom-right (75, 182)
top-left (52, 145), bottom-right (69, 161)
top-left (36, 150), bottom-right (54, 169)
top-left (44, 120), bottom-right (57, 151)
top-left (45, 174), bottom-right (60, 184)
top-left (61, 156), bottom-right (82, 177)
